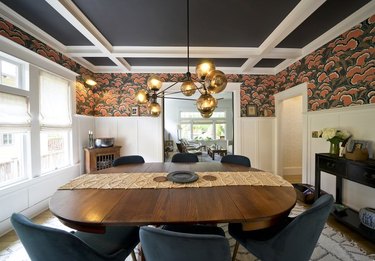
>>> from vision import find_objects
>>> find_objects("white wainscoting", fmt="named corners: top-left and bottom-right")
top-left (240, 117), bottom-right (275, 173)
top-left (94, 116), bottom-right (163, 162)
top-left (307, 104), bottom-right (375, 211)
top-left (0, 164), bottom-right (80, 236)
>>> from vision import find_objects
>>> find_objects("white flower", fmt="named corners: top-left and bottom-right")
top-left (321, 128), bottom-right (337, 140)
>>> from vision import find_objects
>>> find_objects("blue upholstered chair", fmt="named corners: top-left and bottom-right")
top-left (229, 194), bottom-right (334, 261)
top-left (171, 152), bottom-right (199, 163)
top-left (221, 154), bottom-right (251, 167)
top-left (113, 155), bottom-right (145, 166)
top-left (11, 213), bottom-right (140, 261)
top-left (140, 226), bottom-right (231, 261)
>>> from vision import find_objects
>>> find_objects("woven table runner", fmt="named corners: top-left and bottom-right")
top-left (59, 171), bottom-right (292, 190)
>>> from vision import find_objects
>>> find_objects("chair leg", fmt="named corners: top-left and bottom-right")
top-left (232, 241), bottom-right (239, 261)
top-left (131, 250), bottom-right (137, 261)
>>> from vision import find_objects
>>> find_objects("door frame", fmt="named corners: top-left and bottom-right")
top-left (274, 82), bottom-right (308, 183)
top-left (161, 82), bottom-right (242, 161)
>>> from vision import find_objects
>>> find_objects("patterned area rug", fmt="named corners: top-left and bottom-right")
top-left (222, 203), bottom-right (375, 261)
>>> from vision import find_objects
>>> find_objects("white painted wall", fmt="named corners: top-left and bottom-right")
top-left (240, 118), bottom-right (275, 173)
top-left (280, 96), bottom-right (303, 175)
top-left (94, 116), bottom-right (163, 162)
top-left (307, 104), bottom-right (375, 211)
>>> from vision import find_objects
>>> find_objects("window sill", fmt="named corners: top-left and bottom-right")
top-left (0, 163), bottom-right (80, 197)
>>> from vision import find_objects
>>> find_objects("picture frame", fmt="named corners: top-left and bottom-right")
top-left (246, 104), bottom-right (258, 117)
top-left (346, 139), bottom-right (373, 157)
top-left (131, 106), bottom-right (139, 116)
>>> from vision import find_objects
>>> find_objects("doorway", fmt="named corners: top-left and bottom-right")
top-left (162, 83), bottom-right (241, 162)
top-left (274, 82), bottom-right (308, 183)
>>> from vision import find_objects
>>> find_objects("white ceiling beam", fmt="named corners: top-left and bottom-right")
top-left (45, 0), bottom-right (131, 71)
top-left (0, 2), bottom-right (67, 53)
top-left (241, 0), bottom-right (326, 73)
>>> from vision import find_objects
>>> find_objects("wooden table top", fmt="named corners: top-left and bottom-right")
top-left (49, 162), bottom-right (296, 233)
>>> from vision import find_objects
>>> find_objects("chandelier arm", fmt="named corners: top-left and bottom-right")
top-left (156, 81), bottom-right (179, 96)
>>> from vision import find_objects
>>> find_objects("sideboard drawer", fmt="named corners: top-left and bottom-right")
top-left (319, 157), bottom-right (346, 176)
top-left (347, 164), bottom-right (375, 188)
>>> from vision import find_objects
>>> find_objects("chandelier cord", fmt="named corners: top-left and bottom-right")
top-left (187, 0), bottom-right (190, 76)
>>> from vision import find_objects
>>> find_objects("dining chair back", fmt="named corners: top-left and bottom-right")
top-left (221, 154), bottom-right (251, 167)
top-left (11, 213), bottom-right (139, 261)
top-left (229, 194), bottom-right (334, 261)
top-left (140, 226), bottom-right (231, 261)
top-left (113, 155), bottom-right (145, 166)
top-left (171, 153), bottom-right (199, 163)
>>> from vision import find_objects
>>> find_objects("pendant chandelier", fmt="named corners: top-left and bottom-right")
top-left (135, 0), bottom-right (227, 118)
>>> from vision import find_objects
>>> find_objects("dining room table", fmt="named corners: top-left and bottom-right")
top-left (49, 162), bottom-right (297, 234)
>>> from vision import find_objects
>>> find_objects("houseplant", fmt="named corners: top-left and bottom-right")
top-left (319, 128), bottom-right (351, 156)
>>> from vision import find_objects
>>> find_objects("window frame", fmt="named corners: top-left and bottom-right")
top-left (179, 111), bottom-right (227, 141)
top-left (0, 52), bottom-right (27, 91)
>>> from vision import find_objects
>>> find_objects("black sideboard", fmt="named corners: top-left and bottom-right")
top-left (315, 153), bottom-right (375, 242)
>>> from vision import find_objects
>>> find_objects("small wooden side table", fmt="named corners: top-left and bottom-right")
top-left (84, 146), bottom-right (121, 173)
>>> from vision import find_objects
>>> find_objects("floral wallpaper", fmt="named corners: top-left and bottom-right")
top-left (0, 14), bottom-right (374, 118)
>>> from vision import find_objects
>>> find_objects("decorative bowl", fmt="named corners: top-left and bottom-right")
top-left (94, 138), bottom-right (114, 148)
top-left (359, 207), bottom-right (375, 230)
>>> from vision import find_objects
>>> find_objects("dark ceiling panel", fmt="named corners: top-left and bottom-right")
top-left (254, 59), bottom-right (284, 67)
top-left (84, 57), bottom-right (116, 66)
top-left (72, 0), bottom-right (300, 47)
top-left (1, 0), bottom-right (92, 46)
top-left (277, 0), bottom-right (371, 48)
top-left (125, 58), bottom-right (246, 67)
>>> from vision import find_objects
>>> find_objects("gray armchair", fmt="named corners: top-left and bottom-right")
top-left (140, 226), bottom-right (231, 261)
top-left (11, 213), bottom-right (139, 261)
top-left (229, 194), bottom-right (334, 261)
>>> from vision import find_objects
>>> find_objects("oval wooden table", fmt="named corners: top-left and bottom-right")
top-left (49, 162), bottom-right (296, 233)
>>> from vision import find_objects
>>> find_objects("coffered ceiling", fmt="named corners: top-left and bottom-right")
top-left (0, 0), bottom-right (374, 74)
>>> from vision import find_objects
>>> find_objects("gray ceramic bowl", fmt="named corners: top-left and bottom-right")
top-left (94, 138), bottom-right (114, 148)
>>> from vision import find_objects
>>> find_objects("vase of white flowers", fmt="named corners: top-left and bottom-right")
top-left (319, 128), bottom-right (351, 156)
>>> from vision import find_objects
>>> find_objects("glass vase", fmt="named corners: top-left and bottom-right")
top-left (329, 142), bottom-right (340, 156)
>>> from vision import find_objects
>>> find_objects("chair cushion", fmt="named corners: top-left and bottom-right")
top-left (74, 226), bottom-right (139, 256)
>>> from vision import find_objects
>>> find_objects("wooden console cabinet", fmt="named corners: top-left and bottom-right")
top-left (84, 146), bottom-right (121, 173)
top-left (315, 153), bottom-right (375, 242)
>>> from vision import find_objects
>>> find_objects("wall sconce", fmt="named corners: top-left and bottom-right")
top-left (85, 79), bottom-right (97, 86)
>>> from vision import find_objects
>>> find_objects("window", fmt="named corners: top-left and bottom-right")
top-left (0, 92), bottom-right (30, 187)
top-left (40, 72), bottom-right (72, 174)
top-left (1, 133), bottom-right (13, 145)
top-left (215, 123), bottom-right (226, 139)
top-left (192, 123), bottom-right (213, 140)
top-left (179, 111), bottom-right (226, 140)
top-left (0, 52), bottom-right (25, 90)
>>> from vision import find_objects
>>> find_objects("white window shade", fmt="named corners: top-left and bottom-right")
top-left (0, 92), bottom-right (30, 126)
top-left (40, 72), bottom-right (71, 127)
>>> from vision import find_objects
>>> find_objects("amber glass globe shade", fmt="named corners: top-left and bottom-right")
top-left (205, 70), bottom-right (227, 94)
top-left (136, 89), bottom-right (149, 104)
top-left (180, 80), bottom-right (197, 96)
top-left (147, 75), bottom-right (163, 91)
top-left (196, 93), bottom-right (217, 114)
top-left (196, 60), bottom-right (215, 80)
top-left (200, 111), bottom-right (213, 118)
top-left (148, 102), bottom-right (161, 117)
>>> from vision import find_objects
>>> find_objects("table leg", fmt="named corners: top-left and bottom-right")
top-left (211, 152), bottom-right (215, 160)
